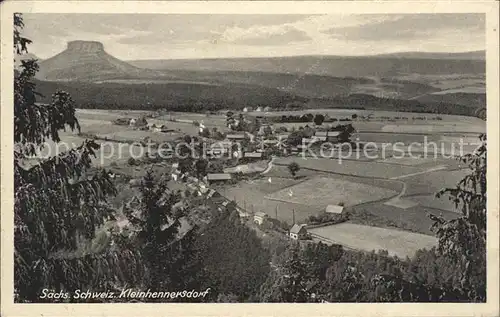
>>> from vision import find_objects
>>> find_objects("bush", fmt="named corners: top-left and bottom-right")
top-left (128, 157), bottom-right (136, 166)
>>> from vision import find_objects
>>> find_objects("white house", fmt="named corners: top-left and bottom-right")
top-left (289, 224), bottom-right (308, 240)
top-left (326, 204), bottom-right (344, 214)
top-left (253, 212), bottom-right (268, 225)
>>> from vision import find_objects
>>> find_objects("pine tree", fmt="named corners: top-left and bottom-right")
top-left (430, 134), bottom-right (487, 301)
top-left (13, 13), bottom-right (143, 302)
top-left (122, 170), bottom-right (205, 299)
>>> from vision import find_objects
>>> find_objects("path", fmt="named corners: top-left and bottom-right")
top-left (260, 156), bottom-right (277, 175)
top-left (389, 165), bottom-right (448, 180)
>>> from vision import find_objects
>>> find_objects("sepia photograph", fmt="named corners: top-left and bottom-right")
top-left (1, 1), bottom-right (499, 316)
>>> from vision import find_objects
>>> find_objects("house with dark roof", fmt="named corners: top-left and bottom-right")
top-left (289, 224), bottom-right (308, 240)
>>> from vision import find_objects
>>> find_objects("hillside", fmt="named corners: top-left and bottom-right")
top-left (37, 41), bottom-right (171, 81)
top-left (33, 41), bottom-right (485, 109)
top-left (33, 79), bottom-right (306, 111)
top-left (371, 50), bottom-right (486, 60)
top-left (128, 54), bottom-right (485, 77)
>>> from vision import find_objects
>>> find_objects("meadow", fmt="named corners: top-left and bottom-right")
top-left (309, 223), bottom-right (438, 258)
top-left (265, 176), bottom-right (398, 208)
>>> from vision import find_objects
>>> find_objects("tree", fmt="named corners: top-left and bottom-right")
top-left (195, 159), bottom-right (208, 178)
top-left (13, 14), bottom-right (142, 302)
top-left (430, 134), bottom-right (487, 301)
top-left (258, 245), bottom-right (317, 302)
top-left (122, 170), bottom-right (195, 294)
top-left (288, 162), bottom-right (300, 178)
top-left (313, 114), bottom-right (325, 126)
top-left (286, 131), bottom-right (305, 147)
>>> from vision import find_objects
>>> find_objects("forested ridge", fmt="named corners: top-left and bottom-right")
top-left (13, 13), bottom-right (487, 303)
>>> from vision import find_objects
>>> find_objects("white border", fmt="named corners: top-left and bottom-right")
top-left (1, 1), bottom-right (499, 317)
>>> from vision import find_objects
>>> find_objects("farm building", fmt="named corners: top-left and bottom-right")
top-left (206, 173), bottom-right (232, 184)
top-left (326, 131), bottom-right (341, 142)
top-left (253, 211), bottom-right (269, 225)
top-left (130, 116), bottom-right (148, 127)
top-left (326, 204), bottom-right (345, 214)
top-left (243, 152), bottom-right (263, 159)
top-left (289, 224), bottom-right (308, 240)
top-left (225, 133), bottom-right (247, 141)
top-left (221, 200), bottom-right (237, 211)
top-left (314, 131), bottom-right (341, 143)
top-left (206, 147), bottom-right (229, 157)
top-left (113, 117), bottom-right (132, 126)
top-left (206, 189), bottom-right (219, 199)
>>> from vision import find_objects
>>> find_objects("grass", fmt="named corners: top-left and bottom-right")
top-left (265, 176), bottom-right (398, 208)
top-left (222, 176), bottom-right (321, 224)
top-left (402, 169), bottom-right (470, 196)
top-left (308, 222), bottom-right (438, 258)
top-left (274, 157), bottom-right (427, 179)
top-left (348, 201), bottom-right (459, 235)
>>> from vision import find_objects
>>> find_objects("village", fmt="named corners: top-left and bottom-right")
top-left (105, 108), bottom-right (358, 245)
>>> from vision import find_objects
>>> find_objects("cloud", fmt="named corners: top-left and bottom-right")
top-left (18, 13), bottom-right (486, 60)
top-left (325, 14), bottom-right (485, 42)
top-left (213, 25), bottom-right (312, 46)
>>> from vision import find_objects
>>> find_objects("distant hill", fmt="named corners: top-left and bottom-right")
top-left (36, 41), bottom-right (171, 81)
top-left (33, 78), bottom-right (305, 111)
top-left (414, 92), bottom-right (486, 109)
top-left (128, 54), bottom-right (485, 77)
top-left (371, 50), bottom-right (486, 60)
top-left (34, 42), bottom-right (484, 104)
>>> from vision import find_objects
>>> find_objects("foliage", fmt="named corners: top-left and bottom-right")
top-left (14, 13), bottom-right (143, 302)
top-left (288, 162), bottom-right (300, 177)
top-left (429, 134), bottom-right (487, 300)
top-left (193, 210), bottom-right (270, 301)
top-left (313, 114), bottom-right (325, 126)
top-left (121, 171), bottom-right (206, 300)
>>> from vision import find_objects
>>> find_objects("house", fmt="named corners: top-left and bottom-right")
top-left (326, 131), bottom-right (341, 142)
top-left (206, 173), bottom-right (232, 184)
top-left (255, 106), bottom-right (263, 112)
top-left (130, 116), bottom-right (148, 127)
top-left (206, 189), bottom-right (219, 199)
top-left (263, 106), bottom-right (271, 112)
top-left (244, 152), bottom-right (263, 159)
top-left (326, 204), bottom-right (344, 214)
top-left (206, 147), bottom-right (229, 157)
top-left (289, 224), bottom-right (308, 240)
top-left (225, 133), bottom-right (247, 141)
top-left (221, 200), bottom-right (237, 211)
top-left (314, 131), bottom-right (340, 143)
top-left (253, 211), bottom-right (268, 225)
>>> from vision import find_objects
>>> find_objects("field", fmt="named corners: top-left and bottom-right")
top-left (348, 201), bottom-right (459, 235)
top-left (274, 157), bottom-right (428, 179)
top-left (265, 176), bottom-right (397, 207)
top-left (222, 177), bottom-right (321, 225)
top-left (402, 169), bottom-right (470, 196)
top-left (309, 223), bottom-right (438, 258)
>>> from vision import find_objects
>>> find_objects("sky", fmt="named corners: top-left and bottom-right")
top-left (21, 13), bottom-right (485, 60)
